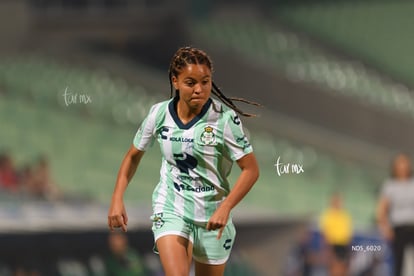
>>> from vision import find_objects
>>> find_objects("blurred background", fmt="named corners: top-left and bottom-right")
top-left (0, 0), bottom-right (413, 275)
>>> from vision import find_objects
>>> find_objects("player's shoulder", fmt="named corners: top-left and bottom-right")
top-left (147, 99), bottom-right (171, 114)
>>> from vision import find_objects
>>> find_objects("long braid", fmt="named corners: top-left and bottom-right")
top-left (169, 46), bottom-right (261, 116)
top-left (212, 82), bottom-right (261, 117)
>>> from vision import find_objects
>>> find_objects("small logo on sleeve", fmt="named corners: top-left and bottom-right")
top-left (232, 115), bottom-right (240, 125)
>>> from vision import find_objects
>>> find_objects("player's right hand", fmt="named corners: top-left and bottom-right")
top-left (108, 200), bottom-right (128, 232)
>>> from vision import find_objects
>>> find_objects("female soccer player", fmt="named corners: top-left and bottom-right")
top-left (108, 46), bottom-right (259, 276)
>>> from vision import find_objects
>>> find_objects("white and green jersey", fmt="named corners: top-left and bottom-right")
top-left (133, 97), bottom-right (253, 223)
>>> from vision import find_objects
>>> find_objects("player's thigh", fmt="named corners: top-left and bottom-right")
top-left (194, 261), bottom-right (226, 276)
top-left (157, 235), bottom-right (193, 276)
top-left (151, 212), bottom-right (194, 276)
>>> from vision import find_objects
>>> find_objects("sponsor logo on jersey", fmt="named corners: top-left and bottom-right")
top-left (160, 126), bottom-right (169, 140)
top-left (159, 126), bottom-right (193, 143)
top-left (200, 126), bottom-right (217, 145)
top-left (173, 182), bottom-right (215, 193)
top-left (178, 175), bottom-right (200, 181)
top-left (170, 137), bottom-right (194, 143)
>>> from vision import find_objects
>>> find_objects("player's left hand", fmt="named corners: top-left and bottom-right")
top-left (206, 205), bottom-right (231, 240)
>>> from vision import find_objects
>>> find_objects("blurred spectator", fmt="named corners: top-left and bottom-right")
top-left (283, 225), bottom-right (319, 276)
top-left (105, 232), bottom-right (146, 276)
top-left (19, 164), bottom-right (35, 195)
top-left (320, 192), bottom-right (353, 276)
top-left (0, 153), bottom-right (19, 192)
top-left (29, 156), bottom-right (61, 201)
top-left (377, 153), bottom-right (414, 276)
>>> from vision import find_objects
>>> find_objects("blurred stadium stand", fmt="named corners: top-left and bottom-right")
top-left (276, 1), bottom-right (414, 88)
top-left (192, 10), bottom-right (414, 154)
top-left (0, 0), bottom-right (411, 275)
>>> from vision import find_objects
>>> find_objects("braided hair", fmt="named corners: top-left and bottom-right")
top-left (168, 46), bottom-right (260, 117)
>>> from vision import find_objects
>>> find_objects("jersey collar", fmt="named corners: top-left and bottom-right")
top-left (168, 97), bottom-right (212, 130)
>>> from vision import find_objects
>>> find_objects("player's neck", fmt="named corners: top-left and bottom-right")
top-left (176, 101), bottom-right (202, 125)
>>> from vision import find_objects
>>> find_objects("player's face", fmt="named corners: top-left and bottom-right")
top-left (172, 64), bottom-right (212, 111)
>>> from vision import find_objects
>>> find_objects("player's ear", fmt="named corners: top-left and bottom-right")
top-left (172, 76), bottom-right (179, 90)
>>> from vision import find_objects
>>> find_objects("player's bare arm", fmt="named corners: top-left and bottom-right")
top-left (207, 152), bottom-right (259, 239)
top-left (108, 145), bottom-right (145, 232)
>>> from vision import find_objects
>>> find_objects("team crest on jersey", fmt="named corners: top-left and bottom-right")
top-left (200, 126), bottom-right (216, 145)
